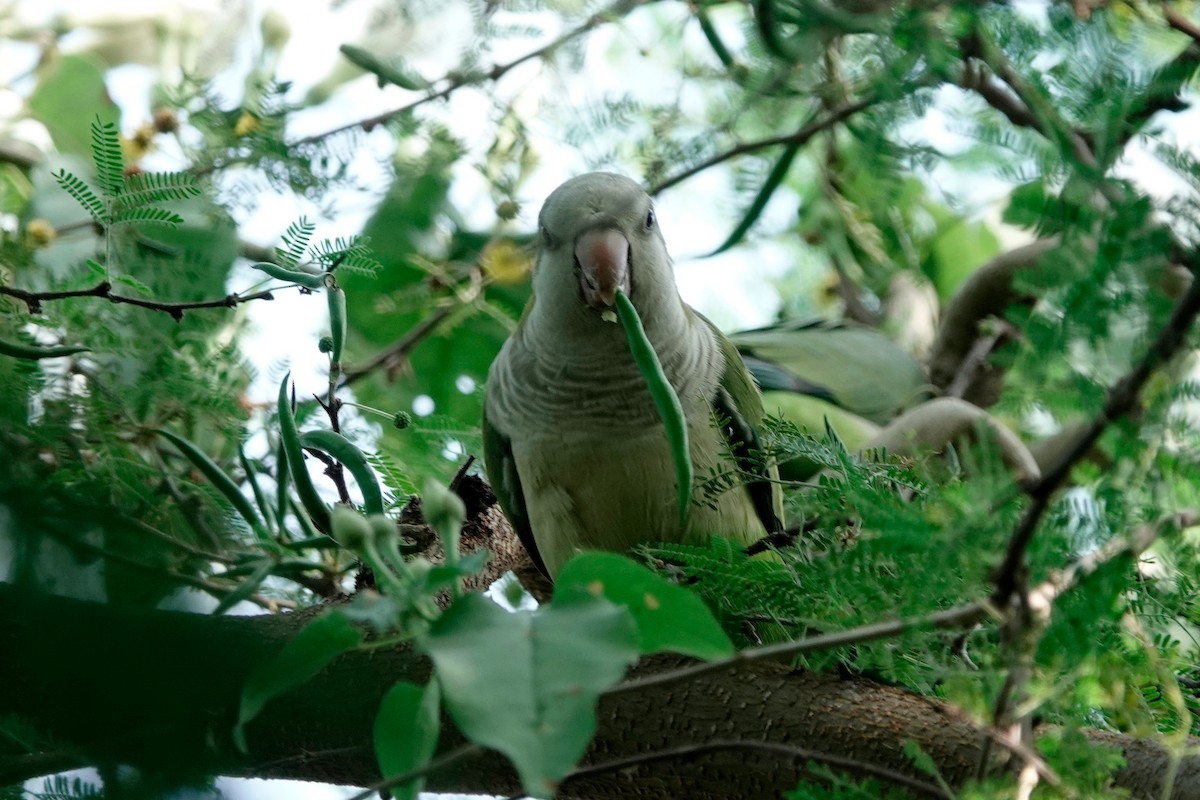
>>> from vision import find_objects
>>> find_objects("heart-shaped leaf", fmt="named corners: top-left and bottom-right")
top-left (421, 593), bottom-right (638, 797)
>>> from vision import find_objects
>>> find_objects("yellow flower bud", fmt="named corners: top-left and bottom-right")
top-left (25, 218), bottom-right (56, 248)
top-left (481, 239), bottom-right (532, 285)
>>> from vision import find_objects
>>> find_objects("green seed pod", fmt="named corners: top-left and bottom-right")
top-left (324, 275), bottom-right (346, 366)
top-left (251, 262), bottom-right (325, 290)
top-left (615, 288), bottom-right (692, 524)
top-left (367, 514), bottom-right (397, 547)
top-left (318, 336), bottom-right (334, 354)
top-left (393, 411), bottom-right (413, 430)
top-left (0, 338), bottom-right (88, 360)
top-left (298, 428), bottom-right (384, 514)
top-left (277, 374), bottom-right (331, 532)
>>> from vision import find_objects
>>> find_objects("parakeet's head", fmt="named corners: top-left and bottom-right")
top-left (533, 172), bottom-right (676, 328)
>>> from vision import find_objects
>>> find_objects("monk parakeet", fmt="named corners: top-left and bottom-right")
top-left (483, 172), bottom-right (783, 577)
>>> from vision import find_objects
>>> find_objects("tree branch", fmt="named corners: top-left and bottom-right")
top-left (927, 238), bottom-right (1057, 405)
top-left (0, 281), bottom-right (278, 321)
top-left (295, 0), bottom-right (648, 146)
top-left (1164, 4), bottom-right (1200, 45)
top-left (648, 97), bottom-right (875, 196)
top-left (991, 256), bottom-right (1200, 605)
top-left (554, 739), bottom-right (952, 800)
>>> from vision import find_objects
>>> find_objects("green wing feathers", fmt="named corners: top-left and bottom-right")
top-left (481, 404), bottom-right (549, 576)
top-left (701, 313), bottom-right (785, 534)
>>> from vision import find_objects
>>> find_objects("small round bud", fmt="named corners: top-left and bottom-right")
top-left (367, 513), bottom-right (397, 545)
top-left (260, 9), bottom-right (292, 51)
top-left (153, 108), bottom-right (180, 134)
top-left (318, 336), bottom-right (334, 353)
top-left (422, 479), bottom-right (465, 540)
top-left (393, 411), bottom-right (412, 430)
top-left (25, 218), bottom-right (57, 248)
top-left (331, 505), bottom-right (374, 549)
top-left (495, 199), bottom-right (520, 221)
top-left (234, 112), bottom-right (261, 138)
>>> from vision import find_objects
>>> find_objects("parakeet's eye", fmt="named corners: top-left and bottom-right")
top-left (540, 225), bottom-right (555, 247)
top-left (645, 208), bottom-right (656, 230)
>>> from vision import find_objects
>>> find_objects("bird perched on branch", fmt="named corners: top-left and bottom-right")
top-left (483, 172), bottom-right (783, 578)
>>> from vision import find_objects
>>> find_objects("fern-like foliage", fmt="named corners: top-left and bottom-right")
top-left (90, 119), bottom-right (125, 197)
top-left (118, 171), bottom-right (203, 208)
top-left (314, 236), bottom-right (382, 277)
top-left (112, 206), bottom-right (186, 226)
top-left (50, 169), bottom-right (106, 225)
top-left (276, 217), bottom-right (316, 269)
top-left (52, 117), bottom-right (202, 232)
top-left (30, 775), bottom-right (102, 800)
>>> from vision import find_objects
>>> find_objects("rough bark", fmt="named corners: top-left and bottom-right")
top-left (2, 582), bottom-right (1198, 798)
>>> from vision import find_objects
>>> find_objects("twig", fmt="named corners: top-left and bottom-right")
top-left (990, 264), bottom-right (1200, 605)
top-left (0, 281), bottom-right (276, 321)
top-left (977, 510), bottom-right (1195, 783)
top-left (608, 603), bottom-right (994, 698)
top-left (945, 320), bottom-right (1015, 399)
top-left (553, 739), bottom-right (952, 800)
top-left (1164, 4), bottom-right (1200, 46)
top-left (303, 443), bottom-right (353, 506)
top-left (295, 0), bottom-right (646, 146)
top-left (615, 513), bottom-right (1177, 703)
top-left (648, 97), bottom-right (875, 195)
top-left (956, 60), bottom-right (1040, 131)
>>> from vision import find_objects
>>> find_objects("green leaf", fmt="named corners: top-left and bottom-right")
top-left (422, 593), bottom-right (638, 798)
top-left (51, 169), bottom-right (107, 225)
top-left (277, 217), bottom-right (316, 269)
top-left (119, 170), bottom-right (202, 208)
top-left (29, 56), bottom-right (119, 158)
top-left (373, 680), bottom-right (441, 800)
top-left (111, 206), bottom-right (185, 226)
top-left (234, 611), bottom-right (362, 752)
top-left (555, 552), bottom-right (735, 660)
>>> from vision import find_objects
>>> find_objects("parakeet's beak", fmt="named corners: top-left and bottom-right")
top-left (575, 228), bottom-right (630, 309)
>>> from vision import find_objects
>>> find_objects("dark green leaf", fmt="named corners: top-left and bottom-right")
top-left (555, 552), bottom-right (734, 659)
top-left (373, 680), bottom-right (441, 800)
top-left (234, 611), bottom-right (362, 752)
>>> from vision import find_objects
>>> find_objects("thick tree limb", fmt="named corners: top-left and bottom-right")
top-left (2, 582), bottom-right (1198, 799)
top-left (927, 239), bottom-right (1057, 406)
